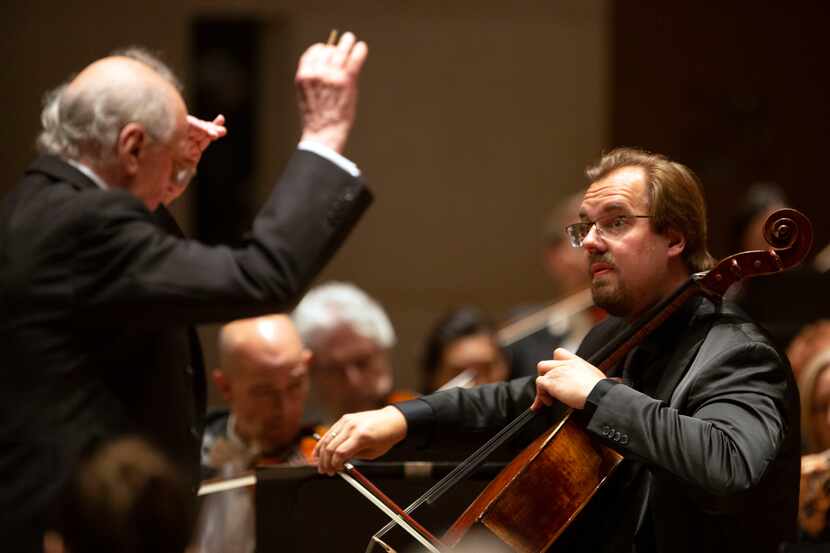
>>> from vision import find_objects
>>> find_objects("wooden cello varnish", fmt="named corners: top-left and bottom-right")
top-left (445, 413), bottom-right (621, 552)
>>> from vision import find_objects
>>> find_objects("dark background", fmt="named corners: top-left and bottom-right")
top-left (2, 1), bottom-right (828, 396)
top-left (613, 3), bottom-right (830, 258)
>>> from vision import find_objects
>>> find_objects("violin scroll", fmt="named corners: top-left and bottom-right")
top-left (700, 208), bottom-right (813, 298)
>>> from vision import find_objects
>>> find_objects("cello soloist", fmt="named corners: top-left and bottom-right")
top-left (314, 148), bottom-right (800, 553)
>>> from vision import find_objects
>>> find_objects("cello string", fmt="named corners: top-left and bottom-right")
top-left (423, 410), bottom-right (538, 504)
top-left (372, 411), bottom-right (540, 541)
top-left (371, 409), bottom-right (539, 541)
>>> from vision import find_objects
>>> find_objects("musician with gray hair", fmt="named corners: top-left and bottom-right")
top-left (293, 282), bottom-right (402, 424)
top-left (0, 33), bottom-right (370, 551)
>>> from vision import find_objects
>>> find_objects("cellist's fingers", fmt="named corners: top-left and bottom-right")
top-left (328, 434), bottom-right (362, 473)
top-left (315, 421), bottom-right (350, 475)
top-left (314, 407), bottom-right (407, 475)
top-left (311, 422), bottom-right (331, 460)
top-left (538, 348), bottom-right (578, 376)
top-left (534, 353), bottom-right (604, 410)
top-left (317, 437), bottom-right (341, 475)
top-left (537, 359), bottom-right (558, 376)
top-left (531, 374), bottom-right (556, 411)
top-left (553, 347), bottom-right (576, 360)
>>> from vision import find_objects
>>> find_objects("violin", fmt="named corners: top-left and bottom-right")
top-left (343, 209), bottom-right (813, 553)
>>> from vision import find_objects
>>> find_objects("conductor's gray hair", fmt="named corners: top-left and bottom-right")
top-left (292, 282), bottom-right (396, 350)
top-left (36, 47), bottom-right (182, 162)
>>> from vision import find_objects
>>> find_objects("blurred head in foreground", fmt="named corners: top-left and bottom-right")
top-left (45, 436), bottom-right (194, 553)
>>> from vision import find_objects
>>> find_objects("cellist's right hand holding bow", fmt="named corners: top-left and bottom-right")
top-left (313, 406), bottom-right (408, 475)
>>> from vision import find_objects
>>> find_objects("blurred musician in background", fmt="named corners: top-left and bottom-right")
top-left (293, 282), bottom-right (414, 425)
top-left (729, 182), bottom-right (788, 254)
top-left (420, 306), bottom-right (508, 393)
top-left (789, 321), bottom-right (830, 543)
top-left (202, 315), bottom-right (316, 477)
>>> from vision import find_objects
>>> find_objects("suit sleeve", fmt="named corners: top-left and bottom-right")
top-left (396, 375), bottom-right (566, 448)
top-left (396, 318), bottom-right (622, 448)
top-left (583, 337), bottom-right (790, 496)
top-left (70, 150), bottom-right (371, 326)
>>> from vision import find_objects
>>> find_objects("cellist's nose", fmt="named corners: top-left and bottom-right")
top-left (582, 223), bottom-right (605, 253)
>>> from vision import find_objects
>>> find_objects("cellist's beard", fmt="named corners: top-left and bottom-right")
top-left (591, 286), bottom-right (629, 317)
top-left (588, 253), bottom-right (630, 317)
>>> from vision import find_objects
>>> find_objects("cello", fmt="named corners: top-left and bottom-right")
top-left (340, 208), bottom-right (812, 552)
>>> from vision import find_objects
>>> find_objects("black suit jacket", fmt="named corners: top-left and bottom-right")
top-left (149, 205), bottom-right (208, 433)
top-left (397, 297), bottom-right (799, 553)
top-left (0, 151), bottom-right (370, 549)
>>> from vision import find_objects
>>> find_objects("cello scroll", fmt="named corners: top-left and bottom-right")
top-left (699, 208), bottom-right (812, 298)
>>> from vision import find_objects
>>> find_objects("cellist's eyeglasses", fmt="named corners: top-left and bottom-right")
top-left (565, 214), bottom-right (652, 248)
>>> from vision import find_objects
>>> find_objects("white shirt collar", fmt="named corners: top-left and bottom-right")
top-left (65, 159), bottom-right (110, 190)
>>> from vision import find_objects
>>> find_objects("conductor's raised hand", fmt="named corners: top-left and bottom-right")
top-left (296, 31), bottom-right (368, 154)
top-left (184, 114), bottom-right (227, 164)
top-left (531, 348), bottom-right (605, 411)
top-left (313, 406), bottom-right (407, 476)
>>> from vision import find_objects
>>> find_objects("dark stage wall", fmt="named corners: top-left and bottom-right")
top-left (611, 2), bottom-right (830, 259)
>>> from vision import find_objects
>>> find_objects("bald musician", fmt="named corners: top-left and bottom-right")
top-left (0, 34), bottom-right (370, 551)
top-left (203, 315), bottom-right (316, 475)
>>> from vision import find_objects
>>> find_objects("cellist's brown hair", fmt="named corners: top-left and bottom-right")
top-left (585, 147), bottom-right (716, 273)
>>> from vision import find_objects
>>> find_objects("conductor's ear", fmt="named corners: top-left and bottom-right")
top-left (116, 123), bottom-right (148, 177)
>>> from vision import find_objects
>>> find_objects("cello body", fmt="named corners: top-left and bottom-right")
top-left (445, 416), bottom-right (621, 552)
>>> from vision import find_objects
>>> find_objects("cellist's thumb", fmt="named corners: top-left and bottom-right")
top-left (530, 374), bottom-right (555, 411)
top-left (553, 347), bottom-right (575, 361)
